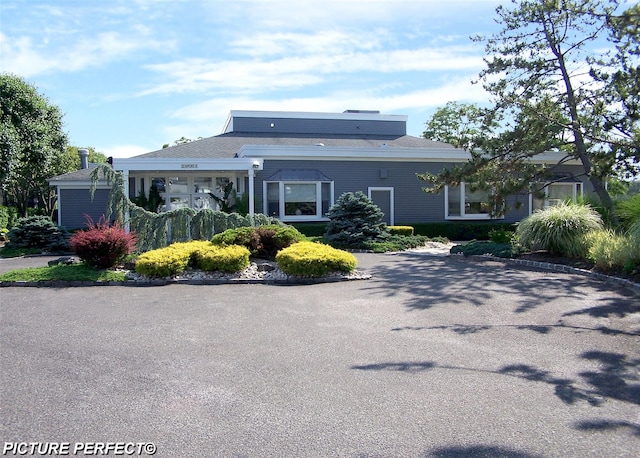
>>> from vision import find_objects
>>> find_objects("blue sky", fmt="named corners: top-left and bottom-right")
top-left (2, 0), bottom-right (511, 158)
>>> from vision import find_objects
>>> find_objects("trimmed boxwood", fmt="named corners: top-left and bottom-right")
top-left (275, 241), bottom-right (357, 277)
top-left (134, 240), bottom-right (248, 278)
top-left (194, 244), bottom-right (250, 272)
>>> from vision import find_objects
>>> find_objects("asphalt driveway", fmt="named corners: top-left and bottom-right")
top-left (1, 252), bottom-right (639, 457)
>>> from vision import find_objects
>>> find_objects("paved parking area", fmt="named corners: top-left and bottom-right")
top-left (1, 252), bottom-right (639, 457)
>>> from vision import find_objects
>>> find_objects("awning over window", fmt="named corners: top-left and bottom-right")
top-left (266, 169), bottom-right (332, 181)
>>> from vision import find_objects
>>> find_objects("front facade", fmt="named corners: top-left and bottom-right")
top-left (50, 109), bottom-right (589, 229)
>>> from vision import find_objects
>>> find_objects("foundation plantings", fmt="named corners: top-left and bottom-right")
top-left (275, 241), bottom-right (357, 277)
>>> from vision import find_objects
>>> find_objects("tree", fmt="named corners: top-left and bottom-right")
top-left (162, 136), bottom-right (203, 149)
top-left (62, 146), bottom-right (108, 170)
top-left (420, 0), bottom-right (639, 226)
top-left (0, 73), bottom-right (68, 217)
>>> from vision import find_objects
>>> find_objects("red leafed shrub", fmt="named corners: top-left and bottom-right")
top-left (69, 215), bottom-right (136, 269)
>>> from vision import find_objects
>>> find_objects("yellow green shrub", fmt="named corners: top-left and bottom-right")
top-left (388, 226), bottom-right (414, 236)
top-left (194, 244), bottom-right (250, 272)
top-left (275, 241), bottom-right (357, 277)
top-left (135, 246), bottom-right (192, 278)
top-left (135, 240), bottom-right (215, 277)
top-left (586, 230), bottom-right (637, 271)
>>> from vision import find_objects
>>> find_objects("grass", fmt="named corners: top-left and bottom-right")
top-left (0, 263), bottom-right (128, 282)
top-left (0, 246), bottom-right (43, 258)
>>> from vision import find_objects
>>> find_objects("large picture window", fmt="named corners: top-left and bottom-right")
top-left (265, 181), bottom-right (333, 221)
top-left (532, 182), bottom-right (582, 212)
top-left (445, 183), bottom-right (500, 220)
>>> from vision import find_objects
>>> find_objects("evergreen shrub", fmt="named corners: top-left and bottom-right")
top-left (135, 245), bottom-right (192, 278)
top-left (194, 244), bottom-right (250, 272)
top-left (515, 203), bottom-right (603, 258)
top-left (388, 226), bottom-right (414, 236)
top-left (4, 216), bottom-right (69, 252)
top-left (134, 240), bottom-right (250, 277)
top-left (275, 241), bottom-right (357, 277)
top-left (450, 240), bottom-right (513, 258)
top-left (69, 216), bottom-right (136, 269)
top-left (212, 224), bottom-right (303, 257)
top-left (324, 191), bottom-right (389, 247)
top-left (0, 206), bottom-right (18, 230)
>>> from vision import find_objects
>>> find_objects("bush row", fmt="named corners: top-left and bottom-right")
top-left (134, 239), bottom-right (357, 279)
top-left (135, 241), bottom-right (251, 278)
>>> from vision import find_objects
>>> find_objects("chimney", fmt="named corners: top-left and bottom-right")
top-left (78, 148), bottom-right (89, 169)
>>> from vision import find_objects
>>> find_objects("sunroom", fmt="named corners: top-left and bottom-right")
top-left (111, 157), bottom-right (264, 214)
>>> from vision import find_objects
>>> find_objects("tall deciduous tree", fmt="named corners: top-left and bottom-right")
top-left (0, 73), bottom-right (68, 217)
top-left (420, 0), bottom-right (639, 225)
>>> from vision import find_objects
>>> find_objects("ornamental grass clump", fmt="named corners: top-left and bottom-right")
top-left (586, 229), bottom-right (636, 271)
top-left (275, 241), bottom-right (357, 277)
top-left (516, 203), bottom-right (603, 258)
top-left (70, 216), bottom-right (136, 269)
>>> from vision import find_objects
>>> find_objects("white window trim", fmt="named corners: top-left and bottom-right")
top-left (529, 182), bottom-right (583, 214)
top-left (368, 187), bottom-right (394, 226)
top-left (135, 173), bottom-right (243, 212)
top-left (263, 180), bottom-right (334, 222)
top-left (444, 183), bottom-right (502, 220)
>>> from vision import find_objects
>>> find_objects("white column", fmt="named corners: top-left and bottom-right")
top-left (248, 168), bottom-right (255, 216)
top-left (121, 169), bottom-right (130, 231)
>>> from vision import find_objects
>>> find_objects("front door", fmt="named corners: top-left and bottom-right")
top-left (369, 187), bottom-right (394, 226)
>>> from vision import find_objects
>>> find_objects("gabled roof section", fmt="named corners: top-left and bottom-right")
top-left (132, 133), bottom-right (455, 159)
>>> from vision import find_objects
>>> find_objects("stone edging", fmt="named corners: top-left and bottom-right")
top-left (0, 275), bottom-right (371, 288)
top-left (466, 254), bottom-right (640, 294)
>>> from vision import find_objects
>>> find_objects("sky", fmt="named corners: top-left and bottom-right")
top-left (2, 0), bottom-right (512, 158)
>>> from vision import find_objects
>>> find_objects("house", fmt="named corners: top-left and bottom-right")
top-left (49, 109), bottom-right (588, 230)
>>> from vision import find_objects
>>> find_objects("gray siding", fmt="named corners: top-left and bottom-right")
top-left (59, 188), bottom-right (112, 230)
top-left (232, 117), bottom-right (405, 136)
top-left (255, 160), bottom-right (591, 224)
top-left (256, 159), bottom-right (446, 223)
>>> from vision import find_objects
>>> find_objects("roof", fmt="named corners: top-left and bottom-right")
top-left (47, 164), bottom-right (108, 183)
top-left (134, 132), bottom-right (455, 159)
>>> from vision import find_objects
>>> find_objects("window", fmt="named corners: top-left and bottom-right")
top-left (532, 182), bottom-right (582, 212)
top-left (265, 181), bottom-right (333, 220)
top-left (445, 183), bottom-right (500, 220)
top-left (147, 175), bottom-right (238, 211)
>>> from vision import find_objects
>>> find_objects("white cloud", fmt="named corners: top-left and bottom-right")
top-left (163, 74), bottom-right (489, 139)
top-left (0, 28), bottom-right (173, 77)
top-left (139, 43), bottom-right (483, 96)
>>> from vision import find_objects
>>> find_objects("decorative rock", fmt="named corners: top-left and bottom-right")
top-left (256, 261), bottom-right (276, 272)
top-left (48, 256), bottom-right (81, 266)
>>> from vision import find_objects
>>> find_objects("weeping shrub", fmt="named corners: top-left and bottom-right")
top-left (516, 203), bottom-right (603, 258)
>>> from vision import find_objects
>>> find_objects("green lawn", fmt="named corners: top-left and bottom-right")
top-left (0, 263), bottom-right (128, 282)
